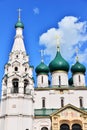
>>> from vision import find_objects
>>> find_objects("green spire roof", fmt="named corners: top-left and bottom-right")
top-left (15, 20), bottom-right (24, 29)
top-left (35, 62), bottom-right (49, 75)
top-left (71, 61), bottom-right (86, 74)
top-left (15, 8), bottom-right (24, 29)
top-left (49, 51), bottom-right (69, 72)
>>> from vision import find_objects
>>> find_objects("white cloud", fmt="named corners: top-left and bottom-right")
top-left (33, 7), bottom-right (39, 15)
top-left (39, 16), bottom-right (87, 64)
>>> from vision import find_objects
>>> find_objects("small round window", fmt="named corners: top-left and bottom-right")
top-left (15, 67), bottom-right (18, 71)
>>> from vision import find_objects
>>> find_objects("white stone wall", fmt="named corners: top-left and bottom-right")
top-left (0, 118), bottom-right (5, 130)
top-left (37, 74), bottom-right (48, 87)
top-left (33, 118), bottom-right (51, 130)
top-left (2, 116), bottom-right (33, 130)
top-left (0, 99), bottom-right (6, 116)
top-left (1, 96), bottom-right (34, 115)
top-left (34, 89), bottom-right (87, 109)
top-left (73, 73), bottom-right (85, 86)
top-left (51, 71), bottom-right (68, 86)
top-left (0, 96), bottom-right (34, 130)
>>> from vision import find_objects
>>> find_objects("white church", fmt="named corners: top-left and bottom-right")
top-left (0, 12), bottom-right (87, 130)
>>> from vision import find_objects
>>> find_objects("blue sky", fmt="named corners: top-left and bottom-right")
top-left (0, 0), bottom-right (87, 91)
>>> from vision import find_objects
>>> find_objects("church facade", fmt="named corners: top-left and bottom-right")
top-left (0, 15), bottom-right (87, 130)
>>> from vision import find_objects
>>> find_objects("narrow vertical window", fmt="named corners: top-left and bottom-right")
top-left (42, 97), bottom-right (45, 108)
top-left (59, 76), bottom-right (61, 86)
top-left (79, 75), bottom-right (81, 82)
top-left (79, 97), bottom-right (83, 108)
top-left (61, 97), bottom-right (64, 107)
top-left (41, 76), bottom-right (43, 83)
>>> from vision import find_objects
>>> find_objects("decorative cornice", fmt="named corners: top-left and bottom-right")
top-left (34, 86), bottom-right (87, 91)
top-left (0, 114), bottom-right (34, 118)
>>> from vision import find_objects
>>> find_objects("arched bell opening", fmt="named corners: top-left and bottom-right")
top-left (12, 78), bottom-right (19, 93)
top-left (24, 79), bottom-right (29, 94)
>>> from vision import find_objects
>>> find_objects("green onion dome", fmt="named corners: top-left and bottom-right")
top-left (49, 51), bottom-right (69, 72)
top-left (71, 61), bottom-right (86, 74)
top-left (35, 62), bottom-right (49, 75)
top-left (15, 20), bottom-right (24, 29)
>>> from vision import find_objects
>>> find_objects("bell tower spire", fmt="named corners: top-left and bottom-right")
top-left (0, 10), bottom-right (34, 130)
top-left (12, 8), bottom-right (25, 52)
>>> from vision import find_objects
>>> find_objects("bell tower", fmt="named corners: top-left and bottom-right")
top-left (0, 9), bottom-right (34, 130)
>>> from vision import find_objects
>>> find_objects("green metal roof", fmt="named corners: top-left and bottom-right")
top-left (49, 51), bottom-right (69, 72)
top-left (71, 61), bottom-right (86, 74)
top-left (34, 108), bottom-right (87, 117)
top-left (34, 108), bottom-right (57, 116)
top-left (35, 62), bottom-right (49, 75)
top-left (15, 20), bottom-right (24, 29)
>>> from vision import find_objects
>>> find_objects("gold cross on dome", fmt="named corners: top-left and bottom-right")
top-left (17, 8), bottom-right (22, 21)
top-left (40, 49), bottom-right (45, 62)
top-left (55, 35), bottom-right (61, 51)
top-left (76, 47), bottom-right (79, 61)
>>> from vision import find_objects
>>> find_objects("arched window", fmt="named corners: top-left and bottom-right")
top-left (60, 124), bottom-right (70, 130)
top-left (24, 79), bottom-right (29, 94)
top-left (25, 68), bottom-right (27, 72)
top-left (79, 75), bottom-right (81, 82)
top-left (41, 76), bottom-right (43, 83)
top-left (41, 127), bottom-right (48, 130)
top-left (61, 97), bottom-right (64, 107)
top-left (16, 55), bottom-right (18, 58)
top-left (14, 67), bottom-right (18, 71)
top-left (72, 124), bottom-right (82, 130)
top-left (42, 97), bottom-right (45, 108)
top-left (59, 76), bottom-right (61, 86)
top-left (12, 78), bottom-right (19, 93)
top-left (79, 97), bottom-right (83, 108)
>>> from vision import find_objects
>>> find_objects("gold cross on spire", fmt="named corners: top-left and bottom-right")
top-left (17, 8), bottom-right (22, 21)
top-left (40, 49), bottom-right (45, 62)
top-left (76, 47), bottom-right (79, 62)
top-left (55, 35), bottom-right (61, 52)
